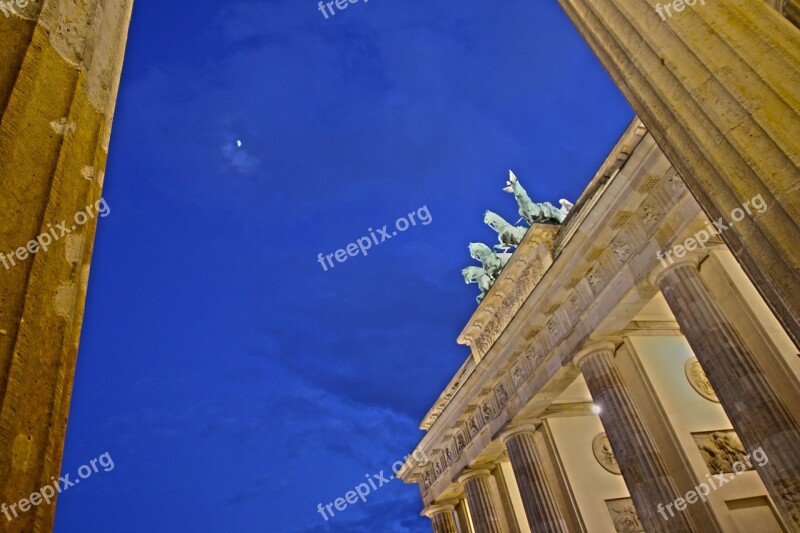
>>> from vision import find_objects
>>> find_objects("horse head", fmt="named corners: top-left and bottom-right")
top-left (461, 266), bottom-right (484, 284)
top-left (468, 242), bottom-right (493, 262)
top-left (484, 210), bottom-right (509, 233)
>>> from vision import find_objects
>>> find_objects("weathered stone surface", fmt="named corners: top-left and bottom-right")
top-left (657, 261), bottom-right (800, 530)
top-left (575, 342), bottom-right (695, 532)
top-left (558, 0), bottom-right (800, 349)
top-left (0, 2), bottom-right (132, 530)
top-left (457, 469), bottom-right (509, 533)
top-left (502, 424), bottom-right (569, 533)
top-left (422, 503), bottom-right (459, 533)
top-left (767, 0), bottom-right (800, 26)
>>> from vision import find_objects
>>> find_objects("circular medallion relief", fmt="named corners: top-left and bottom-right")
top-left (685, 358), bottom-right (719, 403)
top-left (592, 432), bottom-right (621, 475)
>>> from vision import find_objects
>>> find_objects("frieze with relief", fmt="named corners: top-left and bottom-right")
top-left (512, 364), bottom-right (524, 385)
top-left (496, 384), bottom-right (509, 405)
top-left (640, 201), bottom-right (662, 226)
top-left (469, 414), bottom-right (481, 437)
top-left (587, 264), bottom-right (604, 290)
top-left (666, 170), bottom-right (687, 194)
top-left (611, 238), bottom-right (633, 263)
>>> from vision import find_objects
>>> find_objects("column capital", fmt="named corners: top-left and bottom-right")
top-left (457, 468), bottom-right (493, 484)
top-left (499, 420), bottom-right (542, 443)
top-left (421, 502), bottom-right (456, 518)
top-left (459, 467), bottom-right (509, 532)
top-left (572, 340), bottom-right (617, 368)
top-left (649, 253), bottom-right (701, 288)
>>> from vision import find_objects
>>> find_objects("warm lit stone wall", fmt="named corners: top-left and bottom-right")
top-left (0, 1), bottom-right (132, 530)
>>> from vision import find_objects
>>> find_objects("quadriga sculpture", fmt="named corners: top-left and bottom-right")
top-left (484, 210), bottom-right (528, 251)
top-left (503, 170), bottom-right (572, 225)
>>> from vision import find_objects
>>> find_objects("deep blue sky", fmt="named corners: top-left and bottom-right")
top-left (55, 1), bottom-right (631, 531)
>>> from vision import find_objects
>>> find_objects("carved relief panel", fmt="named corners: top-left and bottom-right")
top-left (692, 430), bottom-right (753, 474)
top-left (684, 358), bottom-right (719, 402)
top-left (593, 432), bottom-right (622, 475)
top-left (606, 498), bottom-right (644, 533)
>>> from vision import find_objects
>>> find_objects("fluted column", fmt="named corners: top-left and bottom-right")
top-left (0, 2), bottom-right (133, 531)
top-left (557, 0), bottom-right (800, 349)
top-left (458, 469), bottom-right (508, 533)
top-left (501, 423), bottom-right (568, 533)
top-left (454, 499), bottom-right (472, 533)
top-left (767, 0), bottom-right (800, 26)
top-left (655, 259), bottom-right (800, 530)
top-left (575, 342), bottom-right (695, 531)
top-left (789, 0), bottom-right (800, 26)
top-left (491, 465), bottom-right (521, 532)
top-left (422, 503), bottom-right (459, 533)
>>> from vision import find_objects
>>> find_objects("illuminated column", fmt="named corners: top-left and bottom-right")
top-left (454, 499), bottom-right (472, 532)
top-left (0, 1), bottom-right (133, 530)
top-left (575, 342), bottom-right (695, 531)
top-left (655, 259), bottom-right (800, 529)
top-left (557, 0), bottom-right (800, 349)
top-left (766, 0), bottom-right (800, 26)
top-left (501, 423), bottom-right (568, 532)
top-left (422, 503), bottom-right (459, 533)
top-left (458, 469), bottom-right (509, 533)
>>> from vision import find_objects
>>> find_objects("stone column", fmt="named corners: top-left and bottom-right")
top-left (457, 469), bottom-right (508, 533)
top-left (454, 500), bottom-right (472, 533)
top-left (557, 0), bottom-right (800, 349)
top-left (654, 259), bottom-right (800, 530)
top-left (767, 0), bottom-right (800, 26)
top-left (491, 464), bottom-right (521, 532)
top-left (575, 342), bottom-right (695, 531)
top-left (789, 0), bottom-right (800, 26)
top-left (0, 2), bottom-right (133, 531)
top-left (501, 423), bottom-right (568, 533)
top-left (422, 503), bottom-right (459, 533)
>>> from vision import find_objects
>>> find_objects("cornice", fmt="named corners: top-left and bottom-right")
top-left (420, 356), bottom-right (476, 431)
top-left (554, 118), bottom-right (648, 256)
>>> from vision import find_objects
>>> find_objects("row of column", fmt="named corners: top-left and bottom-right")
top-left (423, 257), bottom-right (800, 532)
top-left (423, 425), bottom-right (570, 533)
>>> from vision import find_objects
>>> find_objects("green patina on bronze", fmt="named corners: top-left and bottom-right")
top-left (462, 171), bottom-right (573, 303)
